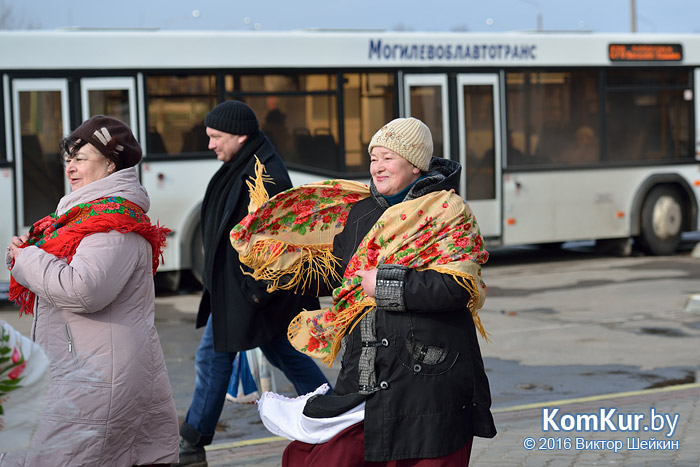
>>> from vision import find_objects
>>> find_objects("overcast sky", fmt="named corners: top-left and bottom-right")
top-left (6, 0), bottom-right (700, 34)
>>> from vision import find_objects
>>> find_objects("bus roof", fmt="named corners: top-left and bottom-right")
top-left (1, 29), bottom-right (698, 70)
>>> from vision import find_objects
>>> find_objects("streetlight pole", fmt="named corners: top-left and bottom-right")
top-left (516, 0), bottom-right (542, 31)
top-left (630, 0), bottom-right (637, 32)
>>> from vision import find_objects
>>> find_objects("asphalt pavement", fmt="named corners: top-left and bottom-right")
top-left (2, 244), bottom-right (700, 466)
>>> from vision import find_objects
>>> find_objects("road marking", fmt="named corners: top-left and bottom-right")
top-left (205, 382), bottom-right (700, 450)
top-left (206, 435), bottom-right (286, 451)
top-left (492, 382), bottom-right (700, 413)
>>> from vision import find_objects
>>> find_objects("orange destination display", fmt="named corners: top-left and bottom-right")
top-left (609, 44), bottom-right (683, 62)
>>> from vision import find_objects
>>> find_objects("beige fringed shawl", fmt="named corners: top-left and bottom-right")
top-left (231, 159), bottom-right (489, 367)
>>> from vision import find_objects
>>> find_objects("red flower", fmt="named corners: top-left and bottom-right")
top-left (455, 236), bottom-right (469, 249)
top-left (366, 239), bottom-right (381, 266)
top-left (342, 193), bottom-right (362, 204)
top-left (261, 207), bottom-right (273, 220)
top-left (321, 188), bottom-right (342, 198)
top-left (11, 347), bottom-right (21, 364)
top-left (414, 232), bottom-right (433, 248)
top-left (238, 214), bottom-right (255, 229)
top-left (8, 362), bottom-right (26, 380)
top-left (442, 202), bottom-right (449, 208)
top-left (293, 199), bottom-right (316, 216)
top-left (400, 214), bottom-right (407, 221)
top-left (307, 337), bottom-right (320, 352)
top-left (282, 196), bottom-right (298, 209)
top-left (420, 243), bottom-right (439, 261)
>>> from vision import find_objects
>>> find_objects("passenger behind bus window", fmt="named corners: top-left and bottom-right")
top-left (561, 126), bottom-right (599, 164)
top-left (263, 108), bottom-right (291, 157)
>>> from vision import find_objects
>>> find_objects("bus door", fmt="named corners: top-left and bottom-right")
top-left (455, 74), bottom-right (501, 238)
top-left (402, 73), bottom-right (501, 238)
top-left (11, 79), bottom-right (70, 231)
top-left (80, 78), bottom-right (139, 140)
top-left (402, 74), bottom-right (450, 159)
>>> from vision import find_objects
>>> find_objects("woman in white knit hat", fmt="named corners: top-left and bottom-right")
top-left (238, 117), bottom-right (496, 465)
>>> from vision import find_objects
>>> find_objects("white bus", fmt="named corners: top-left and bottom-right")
top-left (1, 30), bottom-right (699, 290)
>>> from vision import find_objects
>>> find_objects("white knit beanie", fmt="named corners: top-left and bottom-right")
top-left (368, 117), bottom-right (433, 171)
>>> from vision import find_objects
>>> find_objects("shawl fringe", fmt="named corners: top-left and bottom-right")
top-left (246, 155), bottom-right (274, 212)
top-left (431, 267), bottom-right (490, 342)
top-left (239, 239), bottom-right (341, 296)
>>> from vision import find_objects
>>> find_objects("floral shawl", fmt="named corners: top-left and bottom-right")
top-left (231, 161), bottom-right (488, 367)
top-left (9, 197), bottom-right (171, 317)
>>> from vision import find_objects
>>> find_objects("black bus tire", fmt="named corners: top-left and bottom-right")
top-left (635, 185), bottom-right (684, 256)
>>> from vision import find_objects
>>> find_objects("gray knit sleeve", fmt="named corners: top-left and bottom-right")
top-left (374, 263), bottom-right (408, 312)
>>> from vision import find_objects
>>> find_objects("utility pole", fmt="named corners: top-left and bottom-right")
top-left (630, 0), bottom-right (637, 32)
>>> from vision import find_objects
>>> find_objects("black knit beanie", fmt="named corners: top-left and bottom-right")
top-left (204, 100), bottom-right (259, 135)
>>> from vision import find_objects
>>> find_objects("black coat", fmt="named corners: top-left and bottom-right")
top-left (329, 158), bottom-right (497, 461)
top-left (196, 132), bottom-right (318, 353)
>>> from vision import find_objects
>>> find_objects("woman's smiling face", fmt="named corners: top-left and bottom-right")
top-left (369, 146), bottom-right (421, 196)
top-left (64, 143), bottom-right (114, 190)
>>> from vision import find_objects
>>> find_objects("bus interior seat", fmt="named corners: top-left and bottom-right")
top-left (293, 128), bottom-right (314, 162)
top-left (147, 128), bottom-right (168, 154)
top-left (181, 123), bottom-right (208, 153)
top-left (313, 128), bottom-right (338, 170)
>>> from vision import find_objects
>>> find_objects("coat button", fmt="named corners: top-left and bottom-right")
top-left (379, 381), bottom-right (389, 389)
top-left (381, 338), bottom-right (389, 346)
top-left (413, 364), bottom-right (422, 373)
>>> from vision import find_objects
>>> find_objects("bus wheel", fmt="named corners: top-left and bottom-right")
top-left (636, 185), bottom-right (684, 256)
top-left (191, 223), bottom-right (205, 286)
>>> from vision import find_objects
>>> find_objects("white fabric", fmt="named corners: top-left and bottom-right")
top-left (257, 384), bottom-right (365, 444)
top-left (0, 321), bottom-right (50, 453)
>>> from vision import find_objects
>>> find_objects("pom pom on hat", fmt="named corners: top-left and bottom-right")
top-left (205, 100), bottom-right (259, 136)
top-left (368, 117), bottom-right (433, 171)
top-left (70, 115), bottom-right (142, 170)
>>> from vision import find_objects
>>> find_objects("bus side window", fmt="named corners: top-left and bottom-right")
top-left (561, 126), bottom-right (599, 164)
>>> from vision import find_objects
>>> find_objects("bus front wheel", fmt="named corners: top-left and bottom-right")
top-left (636, 185), bottom-right (684, 256)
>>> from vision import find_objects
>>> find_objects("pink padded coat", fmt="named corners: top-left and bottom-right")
top-left (4, 168), bottom-right (179, 466)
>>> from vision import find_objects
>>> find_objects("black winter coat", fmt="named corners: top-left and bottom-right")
top-left (328, 158), bottom-right (497, 461)
top-left (196, 131), bottom-right (318, 352)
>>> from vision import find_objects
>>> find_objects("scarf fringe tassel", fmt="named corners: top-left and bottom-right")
top-left (445, 271), bottom-right (490, 342)
top-left (246, 155), bottom-right (273, 212)
top-left (239, 239), bottom-right (341, 296)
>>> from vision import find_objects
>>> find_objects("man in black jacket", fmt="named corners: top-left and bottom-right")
top-left (176, 101), bottom-right (329, 466)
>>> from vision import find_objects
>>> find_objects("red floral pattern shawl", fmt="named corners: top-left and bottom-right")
top-left (9, 197), bottom-right (171, 317)
top-left (231, 163), bottom-right (488, 366)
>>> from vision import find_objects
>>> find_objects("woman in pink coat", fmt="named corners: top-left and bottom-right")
top-left (5, 116), bottom-right (179, 466)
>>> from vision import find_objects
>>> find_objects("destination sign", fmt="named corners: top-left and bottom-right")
top-left (609, 44), bottom-right (682, 62)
